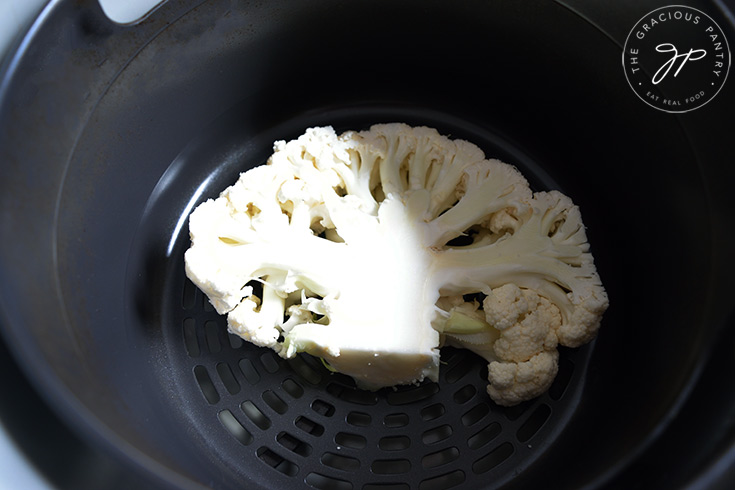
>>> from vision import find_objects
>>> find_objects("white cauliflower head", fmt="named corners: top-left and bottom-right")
top-left (184, 123), bottom-right (608, 404)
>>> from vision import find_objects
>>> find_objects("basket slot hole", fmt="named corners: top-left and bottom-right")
top-left (461, 403), bottom-right (490, 427)
top-left (419, 469), bottom-right (465, 490)
top-left (378, 435), bottom-right (411, 451)
top-left (217, 409), bottom-right (253, 446)
top-left (387, 383), bottom-right (439, 406)
top-left (467, 422), bottom-right (501, 450)
top-left (295, 416), bottom-right (325, 437)
top-left (444, 355), bottom-right (479, 384)
top-left (440, 347), bottom-right (464, 366)
top-left (371, 458), bottom-right (411, 475)
top-left (421, 403), bottom-right (445, 421)
top-left (288, 355), bottom-right (324, 385)
top-left (182, 279), bottom-right (198, 310)
top-left (549, 356), bottom-right (575, 400)
top-left (335, 432), bottom-right (367, 450)
top-left (257, 447), bottom-right (299, 477)
top-left (216, 362), bottom-right (241, 395)
top-left (422, 425), bottom-right (453, 445)
top-left (472, 442), bottom-right (514, 474)
top-left (239, 359), bottom-right (261, 385)
top-left (452, 385), bottom-right (477, 405)
top-left (327, 383), bottom-right (379, 406)
top-left (193, 365), bottom-right (220, 404)
top-left (182, 318), bottom-right (200, 357)
top-left (383, 413), bottom-right (409, 428)
top-left (312, 399), bottom-right (336, 417)
top-left (321, 452), bottom-right (360, 471)
top-left (204, 320), bottom-right (221, 354)
top-left (228, 332), bottom-right (244, 349)
top-left (241, 401), bottom-right (271, 430)
top-left (263, 390), bottom-right (288, 414)
top-left (346, 411), bottom-right (372, 427)
top-left (517, 404), bottom-right (552, 443)
top-left (277, 431), bottom-right (312, 457)
top-left (306, 473), bottom-right (353, 490)
top-left (283, 378), bottom-right (305, 399)
top-left (363, 484), bottom-right (410, 490)
top-left (504, 402), bottom-right (530, 421)
top-left (260, 351), bottom-right (281, 373)
top-left (422, 447), bottom-right (460, 469)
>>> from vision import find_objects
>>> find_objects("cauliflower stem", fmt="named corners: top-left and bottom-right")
top-left (184, 124), bottom-right (608, 406)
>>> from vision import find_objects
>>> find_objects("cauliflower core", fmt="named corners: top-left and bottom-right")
top-left (184, 124), bottom-right (609, 406)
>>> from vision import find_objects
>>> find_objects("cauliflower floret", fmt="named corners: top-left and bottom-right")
top-left (485, 284), bottom-right (560, 362)
top-left (441, 284), bottom-right (563, 406)
top-left (227, 296), bottom-right (280, 348)
top-left (488, 351), bottom-right (559, 407)
top-left (185, 124), bottom-right (608, 405)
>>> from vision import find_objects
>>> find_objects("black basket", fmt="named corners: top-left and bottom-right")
top-left (1, 1), bottom-right (734, 489)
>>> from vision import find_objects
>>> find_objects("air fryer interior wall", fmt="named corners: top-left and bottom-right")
top-left (0, 0), bottom-right (734, 489)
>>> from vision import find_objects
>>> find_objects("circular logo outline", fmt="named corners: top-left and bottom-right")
top-left (622, 4), bottom-right (731, 113)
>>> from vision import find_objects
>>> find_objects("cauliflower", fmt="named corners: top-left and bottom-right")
top-left (184, 123), bottom-right (608, 405)
top-left (441, 285), bottom-right (563, 406)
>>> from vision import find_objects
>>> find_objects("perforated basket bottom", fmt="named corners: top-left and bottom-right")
top-left (157, 274), bottom-right (590, 490)
top-left (144, 105), bottom-right (594, 490)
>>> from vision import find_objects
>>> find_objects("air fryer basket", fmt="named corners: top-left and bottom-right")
top-left (1, 0), bottom-right (734, 489)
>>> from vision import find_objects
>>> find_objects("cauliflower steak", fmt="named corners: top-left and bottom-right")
top-left (184, 124), bottom-right (608, 406)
